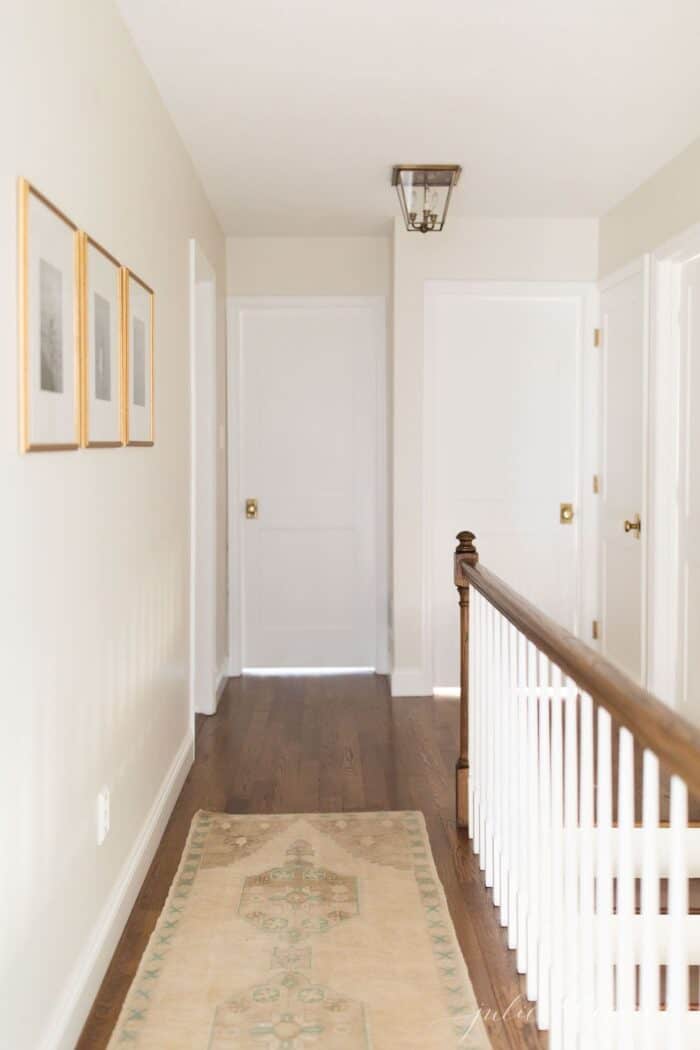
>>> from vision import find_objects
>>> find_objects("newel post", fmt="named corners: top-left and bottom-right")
top-left (455, 530), bottom-right (478, 831)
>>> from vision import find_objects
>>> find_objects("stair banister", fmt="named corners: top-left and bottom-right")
top-left (453, 529), bottom-right (700, 1048)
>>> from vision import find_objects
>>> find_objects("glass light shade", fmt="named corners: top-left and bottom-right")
top-left (392, 165), bottom-right (461, 233)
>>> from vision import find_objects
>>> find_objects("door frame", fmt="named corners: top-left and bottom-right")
top-left (598, 257), bottom-right (651, 685)
top-left (423, 280), bottom-right (596, 695)
top-left (648, 223), bottom-right (700, 703)
top-left (226, 295), bottom-right (389, 675)
top-left (189, 239), bottom-right (222, 719)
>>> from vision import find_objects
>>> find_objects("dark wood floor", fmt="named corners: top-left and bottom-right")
top-left (78, 674), bottom-right (546, 1049)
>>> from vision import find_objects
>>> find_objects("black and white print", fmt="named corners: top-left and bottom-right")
top-left (93, 292), bottom-right (111, 402)
top-left (39, 258), bottom-right (63, 394)
top-left (133, 317), bottom-right (146, 408)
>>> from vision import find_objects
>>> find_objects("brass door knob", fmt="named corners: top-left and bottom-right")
top-left (624, 514), bottom-right (641, 537)
top-left (245, 498), bottom-right (258, 519)
top-left (560, 503), bottom-right (574, 524)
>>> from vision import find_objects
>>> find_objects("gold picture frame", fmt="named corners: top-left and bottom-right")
top-left (18, 177), bottom-right (80, 452)
top-left (123, 268), bottom-right (155, 447)
top-left (80, 233), bottom-right (124, 448)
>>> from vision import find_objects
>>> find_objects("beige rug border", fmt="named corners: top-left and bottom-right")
top-left (107, 809), bottom-right (491, 1048)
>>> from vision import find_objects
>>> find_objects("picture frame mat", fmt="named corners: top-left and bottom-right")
top-left (124, 269), bottom-right (154, 447)
top-left (82, 234), bottom-right (123, 447)
top-left (19, 178), bottom-right (80, 451)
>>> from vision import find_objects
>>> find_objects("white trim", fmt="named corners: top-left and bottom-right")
top-left (215, 663), bottom-right (229, 706)
top-left (647, 223), bottom-right (700, 703)
top-left (433, 686), bottom-right (461, 699)
top-left (422, 280), bottom-right (595, 693)
top-left (226, 295), bottom-right (389, 675)
top-left (243, 666), bottom-right (376, 676)
top-left (597, 256), bottom-right (651, 684)
top-left (189, 240), bottom-right (219, 717)
top-left (39, 732), bottom-right (194, 1050)
top-left (598, 256), bottom-right (646, 293)
top-left (391, 668), bottom-right (433, 697)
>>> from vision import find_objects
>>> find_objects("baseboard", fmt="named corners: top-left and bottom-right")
top-left (433, 686), bottom-right (460, 699)
top-left (215, 663), bottom-right (229, 705)
top-left (390, 668), bottom-right (433, 697)
top-left (40, 731), bottom-right (194, 1050)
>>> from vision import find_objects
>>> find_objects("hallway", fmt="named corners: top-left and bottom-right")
top-left (78, 675), bottom-right (545, 1049)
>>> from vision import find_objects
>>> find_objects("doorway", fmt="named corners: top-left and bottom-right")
top-left (228, 297), bottom-right (388, 673)
top-left (426, 281), bottom-right (592, 692)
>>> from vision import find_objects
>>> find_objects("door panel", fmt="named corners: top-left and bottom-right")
top-left (600, 267), bottom-right (645, 682)
top-left (429, 284), bottom-right (583, 690)
top-left (239, 303), bottom-right (379, 668)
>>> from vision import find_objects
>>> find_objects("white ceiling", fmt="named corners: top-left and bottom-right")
top-left (117, 0), bottom-right (700, 236)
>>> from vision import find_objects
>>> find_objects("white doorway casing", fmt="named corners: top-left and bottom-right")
top-left (598, 258), bottom-right (650, 685)
top-left (227, 296), bottom-right (388, 674)
top-left (189, 240), bottom-right (223, 717)
top-left (649, 223), bottom-right (700, 717)
top-left (425, 280), bottom-right (596, 693)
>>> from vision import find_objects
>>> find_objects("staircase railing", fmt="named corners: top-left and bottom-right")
top-left (454, 530), bottom-right (700, 1049)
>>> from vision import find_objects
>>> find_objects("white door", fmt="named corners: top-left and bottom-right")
top-left (599, 263), bottom-right (646, 683)
top-left (234, 299), bottom-right (385, 670)
top-left (428, 282), bottom-right (586, 691)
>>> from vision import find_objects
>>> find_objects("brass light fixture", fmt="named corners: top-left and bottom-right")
top-left (392, 164), bottom-right (462, 233)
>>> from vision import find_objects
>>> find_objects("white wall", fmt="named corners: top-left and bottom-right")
top-left (599, 136), bottom-right (700, 277)
top-left (392, 217), bottom-right (599, 695)
top-left (227, 236), bottom-right (391, 296)
top-left (0, 3), bottom-right (226, 1048)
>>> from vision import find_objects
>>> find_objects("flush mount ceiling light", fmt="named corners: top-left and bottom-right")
top-left (391, 164), bottom-right (462, 233)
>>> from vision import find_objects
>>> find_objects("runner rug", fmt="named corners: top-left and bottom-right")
top-left (108, 810), bottom-right (490, 1048)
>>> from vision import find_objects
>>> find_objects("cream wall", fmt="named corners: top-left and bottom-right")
top-left (599, 137), bottom-right (700, 277)
top-left (0, 3), bottom-right (226, 1048)
top-left (227, 236), bottom-right (391, 296)
top-left (392, 217), bottom-right (599, 695)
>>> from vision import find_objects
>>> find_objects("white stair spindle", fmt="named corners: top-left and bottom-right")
top-left (516, 630), bottom-right (529, 974)
top-left (468, 586), bottom-right (477, 835)
top-left (578, 691), bottom-right (595, 1048)
top-left (492, 610), bottom-right (502, 903)
top-left (548, 664), bottom-right (564, 1049)
top-left (563, 677), bottom-right (579, 1048)
top-left (493, 612), bottom-right (504, 912)
top-left (474, 591), bottom-right (485, 855)
top-left (507, 621), bottom-right (518, 950)
top-left (640, 749), bottom-right (660, 1050)
top-left (667, 774), bottom-right (688, 1049)
top-left (616, 727), bottom-right (635, 1048)
top-left (484, 601), bottom-right (495, 883)
top-left (478, 592), bottom-right (488, 866)
top-left (595, 706), bottom-right (614, 1048)
top-left (526, 639), bottom-right (540, 1002)
top-left (537, 651), bottom-right (551, 1030)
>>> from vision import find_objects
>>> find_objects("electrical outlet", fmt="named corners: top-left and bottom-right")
top-left (97, 786), bottom-right (110, 845)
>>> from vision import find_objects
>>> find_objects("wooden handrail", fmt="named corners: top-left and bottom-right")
top-left (454, 530), bottom-right (700, 823)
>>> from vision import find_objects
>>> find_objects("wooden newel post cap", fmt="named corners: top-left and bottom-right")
top-left (455, 531), bottom-right (478, 559)
top-left (454, 531), bottom-right (478, 586)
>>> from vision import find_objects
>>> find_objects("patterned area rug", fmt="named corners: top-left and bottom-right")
top-left (108, 810), bottom-right (490, 1048)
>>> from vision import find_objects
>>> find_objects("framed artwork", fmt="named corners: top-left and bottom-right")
top-left (18, 178), bottom-right (80, 451)
top-left (80, 234), bottom-right (123, 447)
top-left (123, 269), bottom-right (154, 446)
